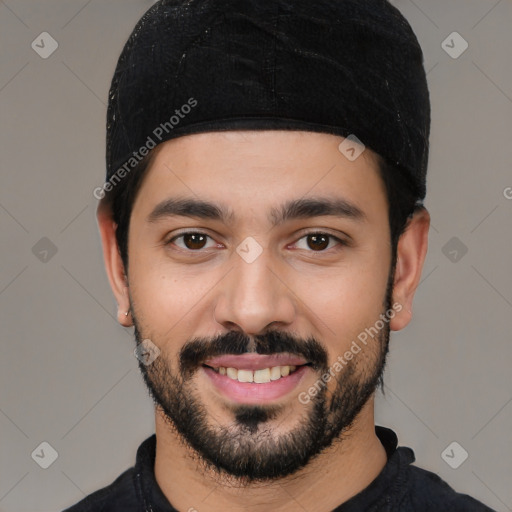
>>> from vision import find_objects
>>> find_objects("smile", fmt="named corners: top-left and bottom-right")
top-left (201, 363), bottom-right (311, 404)
top-left (204, 364), bottom-right (306, 383)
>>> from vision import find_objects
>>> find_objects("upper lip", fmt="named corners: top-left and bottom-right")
top-left (203, 353), bottom-right (308, 370)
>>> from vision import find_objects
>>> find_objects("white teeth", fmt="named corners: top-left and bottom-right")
top-left (214, 365), bottom-right (301, 383)
top-left (254, 368), bottom-right (271, 383)
top-left (226, 367), bottom-right (238, 379)
top-left (237, 369), bottom-right (253, 383)
top-left (270, 366), bottom-right (282, 380)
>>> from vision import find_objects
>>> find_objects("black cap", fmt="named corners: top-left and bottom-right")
top-left (106, 0), bottom-right (430, 199)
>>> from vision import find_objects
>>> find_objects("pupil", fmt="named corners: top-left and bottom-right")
top-left (184, 233), bottom-right (206, 250)
top-left (308, 234), bottom-right (328, 251)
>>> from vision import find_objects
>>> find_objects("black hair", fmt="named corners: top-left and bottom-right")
top-left (106, 152), bottom-right (156, 274)
top-left (376, 155), bottom-right (424, 267)
top-left (105, 150), bottom-right (424, 274)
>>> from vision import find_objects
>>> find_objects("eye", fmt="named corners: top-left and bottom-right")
top-left (167, 231), bottom-right (219, 251)
top-left (293, 232), bottom-right (344, 252)
top-left (166, 230), bottom-right (346, 254)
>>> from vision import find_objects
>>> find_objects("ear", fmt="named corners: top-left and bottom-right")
top-left (389, 207), bottom-right (430, 331)
top-left (97, 199), bottom-right (133, 327)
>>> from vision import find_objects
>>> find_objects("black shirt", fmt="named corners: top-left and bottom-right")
top-left (63, 426), bottom-right (495, 512)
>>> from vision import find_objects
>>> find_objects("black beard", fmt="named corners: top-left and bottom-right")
top-left (132, 268), bottom-right (394, 483)
top-left (133, 321), bottom-right (389, 483)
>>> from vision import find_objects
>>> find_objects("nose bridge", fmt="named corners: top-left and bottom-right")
top-left (214, 245), bottom-right (295, 334)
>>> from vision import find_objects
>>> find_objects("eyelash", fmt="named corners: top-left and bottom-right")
top-left (165, 230), bottom-right (346, 254)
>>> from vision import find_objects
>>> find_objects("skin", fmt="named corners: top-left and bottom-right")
top-left (97, 130), bottom-right (430, 512)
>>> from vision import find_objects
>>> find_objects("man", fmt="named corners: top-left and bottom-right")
top-left (65, 0), bottom-right (495, 510)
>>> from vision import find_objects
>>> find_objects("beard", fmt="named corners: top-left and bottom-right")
top-left (132, 279), bottom-right (393, 484)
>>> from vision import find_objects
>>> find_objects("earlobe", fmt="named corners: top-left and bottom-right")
top-left (117, 307), bottom-right (133, 327)
top-left (389, 207), bottom-right (430, 332)
top-left (97, 199), bottom-right (132, 327)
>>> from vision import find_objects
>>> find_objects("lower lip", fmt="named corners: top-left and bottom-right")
top-left (202, 365), bottom-right (310, 404)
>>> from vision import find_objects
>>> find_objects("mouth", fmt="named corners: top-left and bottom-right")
top-left (202, 363), bottom-right (312, 384)
top-left (200, 355), bottom-right (313, 404)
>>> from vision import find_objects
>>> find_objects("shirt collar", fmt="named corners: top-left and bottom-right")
top-left (332, 426), bottom-right (416, 511)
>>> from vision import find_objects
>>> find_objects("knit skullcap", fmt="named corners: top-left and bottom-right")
top-left (105, 0), bottom-right (430, 199)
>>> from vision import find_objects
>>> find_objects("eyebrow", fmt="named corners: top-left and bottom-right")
top-left (147, 196), bottom-right (367, 226)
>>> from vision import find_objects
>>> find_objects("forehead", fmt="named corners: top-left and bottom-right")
top-left (132, 130), bottom-right (387, 224)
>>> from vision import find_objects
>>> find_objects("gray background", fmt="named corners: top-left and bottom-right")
top-left (1, 0), bottom-right (511, 511)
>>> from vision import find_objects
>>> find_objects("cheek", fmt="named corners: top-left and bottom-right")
top-left (128, 252), bottom-right (220, 335)
top-left (298, 262), bottom-right (389, 334)
top-left (290, 248), bottom-right (391, 370)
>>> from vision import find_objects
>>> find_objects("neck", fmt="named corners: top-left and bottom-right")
top-left (154, 397), bottom-right (387, 512)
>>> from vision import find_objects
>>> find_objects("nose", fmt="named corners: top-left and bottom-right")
top-left (213, 248), bottom-right (296, 335)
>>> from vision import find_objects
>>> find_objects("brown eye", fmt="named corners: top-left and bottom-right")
top-left (183, 233), bottom-right (207, 250)
top-left (294, 232), bottom-right (344, 252)
top-left (168, 232), bottom-right (216, 251)
top-left (307, 234), bottom-right (329, 251)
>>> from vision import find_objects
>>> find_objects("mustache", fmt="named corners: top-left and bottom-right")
top-left (179, 330), bottom-right (328, 377)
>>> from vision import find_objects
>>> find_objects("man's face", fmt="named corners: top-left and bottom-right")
top-left (126, 131), bottom-right (394, 482)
